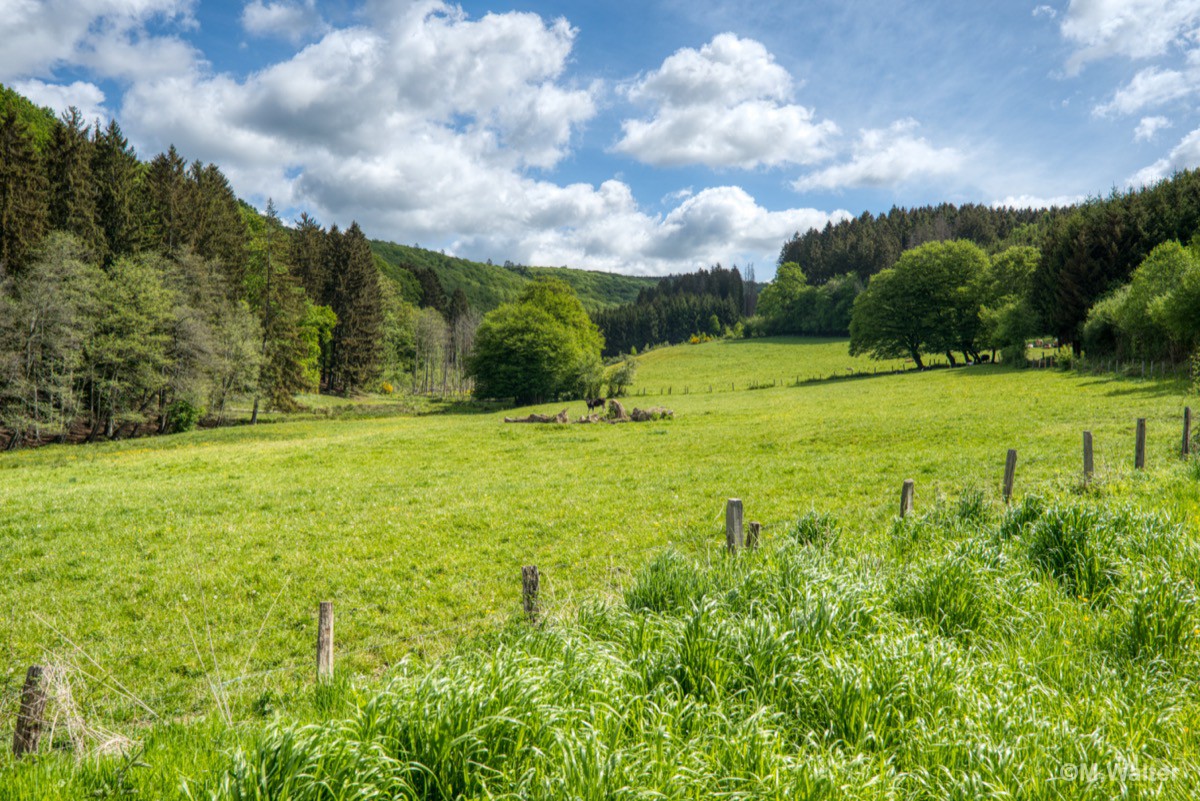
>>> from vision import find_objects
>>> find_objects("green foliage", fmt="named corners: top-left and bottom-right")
top-left (371, 240), bottom-right (655, 314)
top-left (755, 263), bottom-right (860, 336)
top-left (603, 357), bottom-right (637, 397)
top-left (850, 240), bottom-right (991, 367)
top-left (0, 107), bottom-right (50, 274)
top-left (592, 265), bottom-right (744, 356)
top-left (470, 278), bottom-right (604, 403)
top-left (165, 398), bottom-right (203, 433)
top-left (0, 83), bottom-right (57, 149)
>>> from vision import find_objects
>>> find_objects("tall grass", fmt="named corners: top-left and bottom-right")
top-left (185, 492), bottom-right (1200, 800)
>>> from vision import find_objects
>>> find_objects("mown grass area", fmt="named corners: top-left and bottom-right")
top-left (1, 339), bottom-right (1198, 795)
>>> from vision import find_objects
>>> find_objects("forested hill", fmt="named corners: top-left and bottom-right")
top-left (371, 240), bottom-right (658, 313)
top-left (779, 203), bottom-right (1074, 285)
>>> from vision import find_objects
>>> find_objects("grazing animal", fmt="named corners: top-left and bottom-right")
top-left (585, 398), bottom-right (605, 413)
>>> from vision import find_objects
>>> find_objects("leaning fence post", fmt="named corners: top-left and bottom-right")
top-left (1083, 431), bottom-right (1094, 478)
top-left (747, 521), bottom-right (761, 550)
top-left (521, 565), bottom-right (540, 623)
top-left (13, 666), bottom-right (48, 758)
top-left (1184, 407), bottom-right (1193, 457)
top-left (725, 499), bottom-right (744, 553)
top-left (1135, 418), bottom-right (1147, 470)
top-left (1003, 449), bottom-right (1018, 504)
top-left (317, 601), bottom-right (333, 683)
top-left (900, 480), bottom-right (915, 518)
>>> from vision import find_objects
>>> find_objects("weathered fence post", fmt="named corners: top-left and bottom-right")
top-left (1135, 418), bottom-right (1147, 469)
top-left (900, 480), bottom-right (915, 518)
top-left (1003, 449), bottom-right (1018, 504)
top-left (521, 565), bottom-right (540, 623)
top-left (317, 601), bottom-right (333, 683)
top-left (725, 499), bottom-right (744, 553)
top-left (1184, 407), bottom-right (1193, 457)
top-left (1083, 431), bottom-right (1094, 478)
top-left (13, 666), bottom-right (48, 758)
top-left (747, 521), bottom-right (761, 550)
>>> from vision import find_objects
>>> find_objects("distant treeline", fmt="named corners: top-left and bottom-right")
top-left (593, 265), bottom-right (745, 357)
top-left (0, 87), bottom-right (475, 446)
top-left (779, 203), bottom-right (1069, 286)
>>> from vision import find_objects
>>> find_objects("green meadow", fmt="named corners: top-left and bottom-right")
top-left (2, 337), bottom-right (1199, 797)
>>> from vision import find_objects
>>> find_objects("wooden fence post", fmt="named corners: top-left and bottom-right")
top-left (12, 666), bottom-right (47, 758)
top-left (1083, 431), bottom-right (1094, 478)
top-left (317, 601), bottom-right (333, 683)
top-left (1135, 418), bottom-right (1147, 470)
top-left (1003, 449), bottom-right (1018, 504)
top-left (900, 480), bottom-right (915, 518)
top-left (1184, 407), bottom-right (1192, 457)
top-left (747, 521), bottom-right (761, 550)
top-left (725, 499), bottom-right (744, 553)
top-left (522, 565), bottom-right (540, 623)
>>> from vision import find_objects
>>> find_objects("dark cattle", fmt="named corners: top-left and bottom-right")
top-left (978, 354), bottom-right (991, 363)
top-left (586, 398), bottom-right (605, 412)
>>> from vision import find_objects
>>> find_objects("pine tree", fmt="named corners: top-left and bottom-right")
top-left (0, 108), bottom-right (50, 275)
top-left (45, 108), bottom-right (102, 255)
top-left (328, 223), bottom-right (383, 393)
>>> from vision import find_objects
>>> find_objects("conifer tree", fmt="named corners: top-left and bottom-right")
top-left (145, 145), bottom-right (190, 253)
top-left (290, 212), bottom-right (329, 301)
top-left (91, 120), bottom-right (144, 260)
top-left (0, 108), bottom-right (50, 275)
top-left (328, 222), bottom-right (383, 393)
top-left (45, 107), bottom-right (102, 254)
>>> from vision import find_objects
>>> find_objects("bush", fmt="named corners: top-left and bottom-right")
top-left (165, 399), bottom-right (203, 433)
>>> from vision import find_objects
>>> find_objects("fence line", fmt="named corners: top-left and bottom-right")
top-left (8, 407), bottom-right (1199, 758)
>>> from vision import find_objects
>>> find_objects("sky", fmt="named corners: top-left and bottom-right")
top-left (4, 1), bottom-right (1200, 278)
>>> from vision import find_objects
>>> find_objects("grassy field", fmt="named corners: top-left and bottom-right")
top-left (2, 337), bottom-right (1198, 795)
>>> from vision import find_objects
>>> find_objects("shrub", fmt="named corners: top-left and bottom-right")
top-left (165, 399), bottom-right (203, 433)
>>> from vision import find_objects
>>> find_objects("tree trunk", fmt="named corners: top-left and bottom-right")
top-left (945, 351), bottom-right (957, 367)
top-left (250, 397), bottom-right (259, 425)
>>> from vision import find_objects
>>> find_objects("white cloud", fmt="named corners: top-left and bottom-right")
top-left (241, 0), bottom-right (326, 43)
top-left (88, 3), bottom-right (840, 275)
top-left (1093, 66), bottom-right (1193, 116)
top-left (990, 193), bottom-right (1087, 209)
top-left (11, 79), bottom-right (109, 125)
top-left (1033, 5), bottom-right (1058, 19)
top-left (791, 119), bottom-right (964, 192)
top-left (1129, 125), bottom-right (1200, 185)
top-left (614, 33), bottom-right (837, 169)
top-left (1061, 0), bottom-right (1200, 73)
top-left (1134, 115), bottom-right (1172, 141)
top-left (0, 0), bottom-right (196, 81)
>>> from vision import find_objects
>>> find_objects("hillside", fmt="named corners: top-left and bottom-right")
top-left (0, 84), bottom-right (58, 149)
top-left (371, 239), bottom-right (658, 312)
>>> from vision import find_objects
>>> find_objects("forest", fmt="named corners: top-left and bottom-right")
top-left (0, 87), bottom-right (490, 446)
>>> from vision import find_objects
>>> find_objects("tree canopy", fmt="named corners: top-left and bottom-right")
top-left (470, 278), bottom-right (604, 403)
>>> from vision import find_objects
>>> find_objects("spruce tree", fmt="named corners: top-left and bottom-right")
top-left (91, 120), bottom-right (144, 261)
top-left (187, 161), bottom-right (249, 290)
top-left (0, 108), bottom-right (50, 275)
top-left (328, 222), bottom-right (383, 393)
top-left (45, 108), bottom-right (102, 255)
top-left (290, 212), bottom-right (329, 301)
top-left (145, 145), bottom-right (190, 253)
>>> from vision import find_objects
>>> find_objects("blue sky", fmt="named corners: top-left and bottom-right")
top-left (5, 0), bottom-right (1200, 277)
